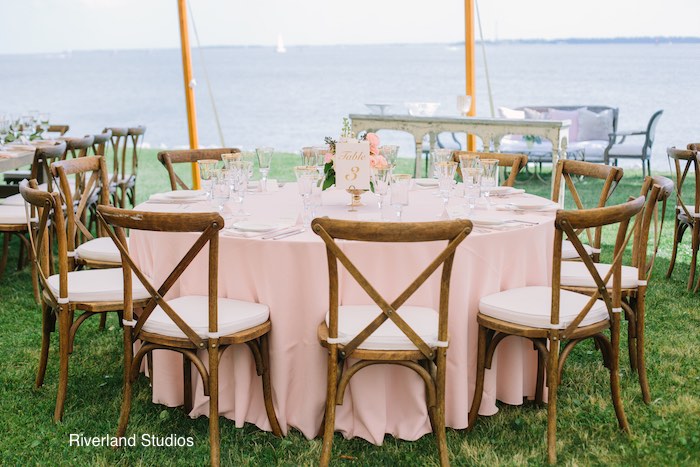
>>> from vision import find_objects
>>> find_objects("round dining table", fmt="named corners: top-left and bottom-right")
top-left (130, 181), bottom-right (556, 444)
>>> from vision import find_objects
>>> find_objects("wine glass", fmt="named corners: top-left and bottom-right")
top-left (9, 115), bottom-right (21, 142)
top-left (255, 146), bottom-right (274, 192)
top-left (429, 148), bottom-right (453, 179)
top-left (435, 161), bottom-right (457, 215)
top-left (301, 146), bottom-right (315, 166)
top-left (480, 159), bottom-right (499, 208)
top-left (371, 166), bottom-right (392, 212)
top-left (461, 166), bottom-right (481, 213)
top-left (312, 146), bottom-right (329, 178)
top-left (231, 160), bottom-right (252, 217)
top-left (20, 115), bottom-right (35, 143)
top-left (38, 113), bottom-right (50, 139)
top-left (456, 95), bottom-right (472, 116)
top-left (294, 166), bottom-right (316, 225)
top-left (0, 116), bottom-right (10, 149)
top-left (221, 152), bottom-right (240, 170)
top-left (210, 169), bottom-right (231, 216)
top-left (197, 159), bottom-right (218, 198)
top-left (390, 174), bottom-right (411, 221)
top-left (379, 145), bottom-right (399, 168)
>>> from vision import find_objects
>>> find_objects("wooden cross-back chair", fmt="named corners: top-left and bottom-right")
top-left (20, 180), bottom-right (150, 422)
top-left (51, 155), bottom-right (120, 270)
top-left (0, 142), bottom-right (67, 289)
top-left (552, 159), bottom-right (624, 262)
top-left (559, 176), bottom-right (673, 404)
top-left (91, 129), bottom-right (112, 156)
top-left (96, 206), bottom-right (281, 467)
top-left (118, 126), bottom-right (146, 208)
top-left (105, 127), bottom-right (128, 206)
top-left (469, 196), bottom-right (644, 464)
top-left (453, 151), bottom-right (528, 187)
top-left (312, 217), bottom-right (473, 467)
top-left (666, 146), bottom-right (700, 292)
top-left (157, 147), bottom-right (240, 191)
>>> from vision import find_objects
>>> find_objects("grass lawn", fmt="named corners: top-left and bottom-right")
top-left (0, 149), bottom-right (698, 465)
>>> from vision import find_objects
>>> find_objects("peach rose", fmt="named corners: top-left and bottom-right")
top-left (370, 154), bottom-right (388, 169)
top-left (365, 132), bottom-right (380, 155)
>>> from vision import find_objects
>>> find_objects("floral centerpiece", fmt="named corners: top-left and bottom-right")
top-left (321, 118), bottom-right (388, 191)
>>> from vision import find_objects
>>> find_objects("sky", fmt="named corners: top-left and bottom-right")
top-left (1, 0), bottom-right (699, 54)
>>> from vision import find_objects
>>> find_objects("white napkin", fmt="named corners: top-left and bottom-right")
top-left (147, 192), bottom-right (208, 204)
top-left (222, 219), bottom-right (296, 238)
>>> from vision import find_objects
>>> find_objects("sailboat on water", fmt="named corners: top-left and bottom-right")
top-left (276, 33), bottom-right (286, 53)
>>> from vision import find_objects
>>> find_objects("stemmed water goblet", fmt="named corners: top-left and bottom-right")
top-left (371, 166), bottom-right (392, 213)
top-left (379, 145), bottom-right (399, 168)
top-left (231, 160), bottom-right (252, 217)
top-left (430, 148), bottom-right (453, 179)
top-left (210, 168), bottom-right (231, 217)
top-left (294, 166), bottom-right (317, 225)
top-left (435, 161), bottom-right (457, 216)
top-left (255, 146), bottom-right (274, 192)
top-left (301, 147), bottom-right (315, 166)
top-left (221, 152), bottom-right (240, 170)
top-left (197, 159), bottom-right (218, 198)
top-left (390, 174), bottom-right (411, 222)
top-left (480, 159), bottom-right (499, 209)
top-left (461, 166), bottom-right (481, 213)
top-left (9, 116), bottom-right (21, 142)
top-left (456, 94), bottom-right (472, 116)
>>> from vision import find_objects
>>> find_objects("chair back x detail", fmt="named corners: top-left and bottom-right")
top-left (552, 159), bottom-right (624, 261)
top-left (157, 147), bottom-right (240, 191)
top-left (312, 217), bottom-right (472, 467)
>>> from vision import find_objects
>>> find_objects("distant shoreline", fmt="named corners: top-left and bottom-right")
top-left (1, 36), bottom-right (699, 57)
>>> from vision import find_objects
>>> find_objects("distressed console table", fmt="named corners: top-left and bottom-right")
top-left (349, 114), bottom-right (570, 199)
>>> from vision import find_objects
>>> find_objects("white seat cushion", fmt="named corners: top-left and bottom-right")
top-left (560, 261), bottom-right (641, 289)
top-left (607, 143), bottom-right (644, 157)
top-left (677, 204), bottom-right (700, 218)
top-left (1, 193), bottom-right (26, 206)
top-left (76, 236), bottom-right (127, 263)
top-left (47, 268), bottom-right (150, 303)
top-left (561, 240), bottom-right (596, 259)
top-left (327, 305), bottom-right (442, 351)
top-left (0, 205), bottom-right (30, 224)
top-left (479, 286), bottom-right (609, 329)
top-left (141, 295), bottom-right (269, 339)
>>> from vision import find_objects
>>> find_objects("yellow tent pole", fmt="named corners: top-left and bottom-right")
top-left (177, 0), bottom-right (200, 188)
top-left (465, 0), bottom-right (476, 150)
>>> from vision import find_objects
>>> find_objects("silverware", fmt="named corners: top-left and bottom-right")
top-left (259, 226), bottom-right (299, 240)
top-left (271, 228), bottom-right (306, 240)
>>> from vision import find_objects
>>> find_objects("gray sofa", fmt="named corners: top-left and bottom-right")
top-left (497, 105), bottom-right (619, 163)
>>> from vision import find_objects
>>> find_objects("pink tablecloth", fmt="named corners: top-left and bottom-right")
top-left (131, 183), bottom-right (555, 444)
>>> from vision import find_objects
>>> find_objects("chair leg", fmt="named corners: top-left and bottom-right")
top-left (260, 334), bottom-right (282, 437)
top-left (609, 314), bottom-right (630, 433)
top-left (0, 232), bottom-right (10, 279)
top-left (36, 303), bottom-right (52, 388)
top-left (546, 337), bottom-right (560, 465)
top-left (98, 313), bottom-right (107, 331)
top-left (320, 346), bottom-right (339, 467)
top-left (17, 233), bottom-right (25, 271)
top-left (183, 356), bottom-right (193, 414)
top-left (535, 343), bottom-right (546, 406)
top-left (117, 331), bottom-right (135, 438)
top-left (666, 217), bottom-right (681, 278)
top-left (147, 351), bottom-right (154, 386)
top-left (635, 293), bottom-right (651, 404)
top-left (627, 312), bottom-right (638, 373)
top-left (467, 324), bottom-right (488, 430)
top-left (689, 224), bottom-right (700, 291)
top-left (434, 348), bottom-right (449, 467)
top-left (208, 341), bottom-right (221, 467)
top-left (54, 306), bottom-right (73, 422)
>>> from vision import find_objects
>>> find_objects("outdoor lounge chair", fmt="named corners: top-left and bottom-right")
top-left (605, 110), bottom-right (663, 177)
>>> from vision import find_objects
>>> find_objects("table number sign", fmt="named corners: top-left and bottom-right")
top-left (333, 139), bottom-right (370, 190)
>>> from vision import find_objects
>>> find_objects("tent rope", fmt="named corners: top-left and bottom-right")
top-left (475, 0), bottom-right (495, 118)
top-left (187, 0), bottom-right (226, 147)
